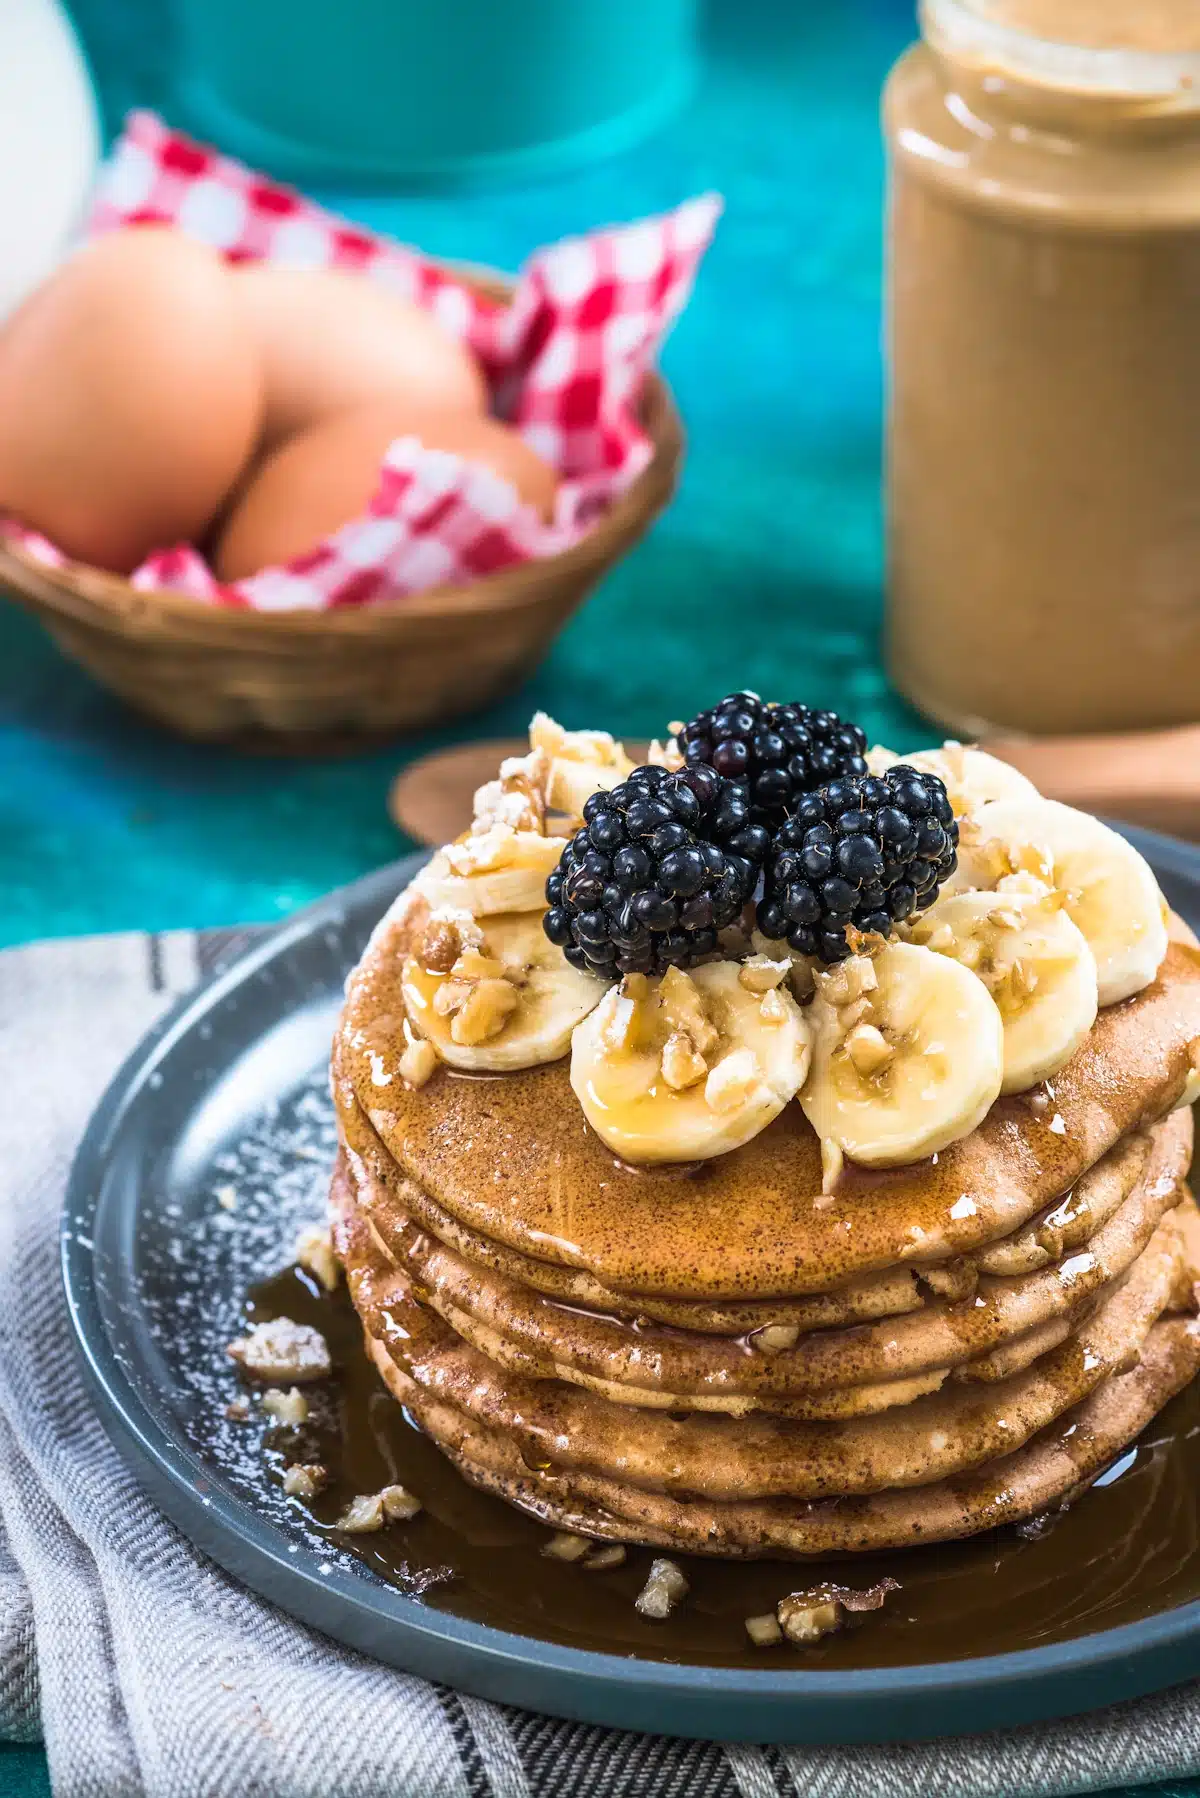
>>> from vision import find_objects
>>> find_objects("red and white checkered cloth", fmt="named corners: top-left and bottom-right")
top-left (2, 113), bottom-right (718, 611)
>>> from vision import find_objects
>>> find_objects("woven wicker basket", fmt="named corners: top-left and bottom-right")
top-left (0, 272), bottom-right (683, 748)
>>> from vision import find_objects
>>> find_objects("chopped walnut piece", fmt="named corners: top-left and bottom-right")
top-left (227, 1317), bottom-right (331, 1384)
top-left (471, 786), bottom-right (530, 835)
top-left (471, 747), bottom-right (548, 836)
top-left (420, 917), bottom-right (465, 974)
top-left (758, 988), bottom-right (790, 1027)
top-left (661, 1030), bottom-right (708, 1092)
top-left (282, 1463), bottom-right (327, 1501)
top-left (224, 1397), bottom-right (251, 1423)
top-left (752, 1323), bottom-right (800, 1355)
top-left (603, 979), bottom-right (645, 1055)
top-left (450, 977), bottom-right (519, 1045)
top-left (845, 1023), bottom-right (893, 1078)
top-left (582, 1544), bottom-right (627, 1571)
top-left (261, 1386), bottom-right (309, 1427)
top-left (398, 1026), bottom-right (437, 1091)
top-left (777, 1594), bottom-right (842, 1645)
top-left (295, 1224), bottom-right (339, 1292)
top-left (745, 1612), bottom-right (784, 1648)
top-left (660, 966), bottom-right (719, 1058)
top-left (777, 1578), bottom-right (899, 1645)
top-left (337, 1494), bottom-right (385, 1534)
top-left (433, 979), bottom-right (473, 1017)
top-left (451, 948), bottom-right (507, 982)
top-left (836, 995), bottom-right (874, 1033)
top-left (820, 956), bottom-right (877, 1008)
top-left (971, 832), bottom-right (1053, 888)
top-left (705, 1048), bottom-right (761, 1115)
top-left (380, 1484), bottom-right (422, 1522)
top-left (335, 1485), bottom-right (421, 1531)
top-left (635, 1557), bottom-right (689, 1620)
top-left (738, 955), bottom-right (789, 994)
top-left (542, 1531), bottom-right (592, 1563)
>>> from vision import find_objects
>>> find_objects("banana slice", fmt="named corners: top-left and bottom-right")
top-left (954, 799), bottom-right (1167, 1006)
top-left (402, 910), bottom-right (605, 1072)
top-left (800, 942), bottom-right (1004, 1167)
top-left (571, 961), bottom-right (811, 1163)
top-left (867, 744), bottom-right (1037, 817)
top-left (417, 827), bottom-right (564, 916)
top-left (529, 711), bottom-right (635, 818)
top-left (907, 888), bottom-right (1097, 1093)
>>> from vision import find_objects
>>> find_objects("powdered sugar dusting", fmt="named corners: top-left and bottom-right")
top-left (137, 1072), bottom-right (363, 1569)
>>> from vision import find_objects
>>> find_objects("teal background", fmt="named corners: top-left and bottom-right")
top-left (1, 2), bottom-right (1197, 1793)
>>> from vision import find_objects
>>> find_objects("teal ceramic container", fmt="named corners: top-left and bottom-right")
top-left (170, 0), bottom-right (698, 189)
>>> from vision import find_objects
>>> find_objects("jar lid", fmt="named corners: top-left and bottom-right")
top-left (922, 0), bottom-right (1200, 103)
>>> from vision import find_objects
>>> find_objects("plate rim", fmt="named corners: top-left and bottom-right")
top-left (61, 828), bottom-right (1200, 1743)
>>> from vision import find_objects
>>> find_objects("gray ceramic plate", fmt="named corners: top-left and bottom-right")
top-left (62, 831), bottom-right (1200, 1745)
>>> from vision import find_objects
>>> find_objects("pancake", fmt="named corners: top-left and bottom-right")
top-left (341, 1097), bottom-right (1182, 1334)
top-left (334, 902), bottom-right (1200, 1300)
top-left (334, 1164), bottom-right (1194, 1502)
top-left (332, 867), bottom-right (1200, 1564)
top-left (365, 1315), bottom-right (1200, 1558)
top-left (341, 1109), bottom-right (1191, 1411)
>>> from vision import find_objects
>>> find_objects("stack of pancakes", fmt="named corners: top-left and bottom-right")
top-left (330, 904), bottom-right (1200, 1558)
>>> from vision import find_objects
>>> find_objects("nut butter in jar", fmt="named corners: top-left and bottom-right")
top-left (885, 0), bottom-right (1200, 736)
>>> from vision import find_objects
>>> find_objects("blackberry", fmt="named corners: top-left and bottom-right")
top-left (543, 764), bottom-right (770, 979)
top-left (676, 692), bottom-right (868, 824)
top-left (756, 767), bottom-right (958, 964)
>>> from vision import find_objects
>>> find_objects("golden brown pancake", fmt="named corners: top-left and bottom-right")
top-left (363, 1316), bottom-right (1200, 1558)
top-left (334, 1162), bottom-right (1193, 1504)
top-left (334, 902), bottom-right (1200, 1300)
top-left (341, 1098), bottom-right (1185, 1333)
top-left (342, 1109), bottom-right (1190, 1412)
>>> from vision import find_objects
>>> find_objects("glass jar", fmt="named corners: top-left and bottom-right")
top-left (884, 0), bottom-right (1200, 737)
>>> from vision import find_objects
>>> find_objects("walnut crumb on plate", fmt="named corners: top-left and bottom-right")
top-left (282, 1463), bottom-right (327, 1501)
top-left (261, 1386), bottom-right (309, 1427)
top-left (226, 1317), bottom-right (331, 1383)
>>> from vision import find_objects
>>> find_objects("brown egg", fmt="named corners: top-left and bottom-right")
top-left (0, 227), bottom-right (262, 574)
top-left (215, 401), bottom-right (559, 583)
top-left (230, 265), bottom-right (488, 450)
